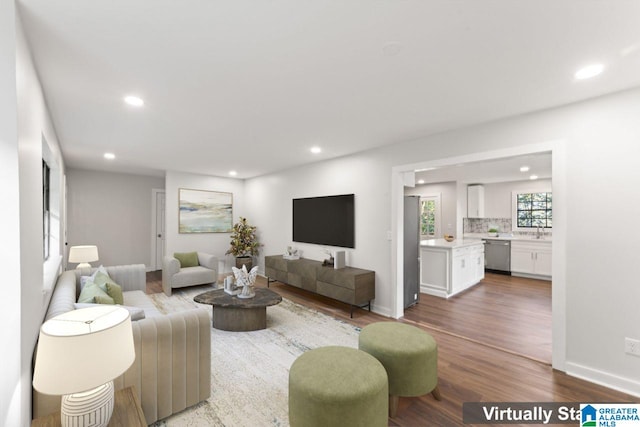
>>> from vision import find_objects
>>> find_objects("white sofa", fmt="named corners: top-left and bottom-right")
top-left (33, 264), bottom-right (211, 424)
top-left (162, 252), bottom-right (218, 296)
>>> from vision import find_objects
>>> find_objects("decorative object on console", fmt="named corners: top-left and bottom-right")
top-left (232, 265), bottom-right (259, 299)
top-left (33, 306), bottom-right (135, 427)
top-left (444, 234), bottom-right (455, 242)
top-left (226, 217), bottom-right (262, 270)
top-left (223, 275), bottom-right (240, 295)
top-left (322, 248), bottom-right (334, 267)
top-left (283, 246), bottom-right (300, 260)
top-left (68, 245), bottom-right (99, 269)
top-left (179, 188), bottom-right (233, 233)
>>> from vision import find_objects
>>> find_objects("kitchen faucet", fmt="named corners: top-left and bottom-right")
top-left (536, 225), bottom-right (542, 239)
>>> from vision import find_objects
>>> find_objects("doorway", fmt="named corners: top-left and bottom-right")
top-left (391, 141), bottom-right (567, 370)
top-left (151, 189), bottom-right (166, 271)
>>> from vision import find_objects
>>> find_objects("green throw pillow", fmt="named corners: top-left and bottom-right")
top-left (92, 271), bottom-right (125, 305)
top-left (78, 282), bottom-right (112, 304)
top-left (174, 251), bottom-right (199, 268)
top-left (105, 282), bottom-right (124, 305)
top-left (94, 294), bottom-right (115, 305)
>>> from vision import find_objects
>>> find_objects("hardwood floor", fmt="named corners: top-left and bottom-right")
top-left (409, 272), bottom-right (552, 363)
top-left (145, 271), bottom-right (635, 426)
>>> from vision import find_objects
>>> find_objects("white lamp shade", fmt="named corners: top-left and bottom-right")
top-left (68, 245), bottom-right (99, 264)
top-left (33, 306), bottom-right (135, 395)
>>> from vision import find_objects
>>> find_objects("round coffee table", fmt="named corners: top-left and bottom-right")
top-left (193, 288), bottom-right (282, 331)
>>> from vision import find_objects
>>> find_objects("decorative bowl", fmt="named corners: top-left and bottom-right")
top-left (444, 235), bottom-right (455, 242)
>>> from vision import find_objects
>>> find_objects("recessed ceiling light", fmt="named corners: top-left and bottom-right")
top-left (574, 64), bottom-right (604, 80)
top-left (520, 166), bottom-right (530, 172)
top-left (417, 179), bottom-right (425, 184)
top-left (530, 175), bottom-right (538, 180)
top-left (104, 153), bottom-right (115, 160)
top-left (124, 95), bottom-right (144, 107)
top-left (310, 146), bottom-right (322, 154)
top-left (229, 170), bottom-right (238, 177)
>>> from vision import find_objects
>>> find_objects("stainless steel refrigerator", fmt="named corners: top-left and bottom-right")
top-left (404, 196), bottom-right (420, 308)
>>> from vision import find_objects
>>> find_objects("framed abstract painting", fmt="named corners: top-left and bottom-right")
top-left (179, 188), bottom-right (233, 233)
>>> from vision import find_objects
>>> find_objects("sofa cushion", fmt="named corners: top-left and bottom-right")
top-left (172, 266), bottom-right (217, 288)
top-left (78, 282), bottom-right (112, 303)
top-left (174, 251), bottom-right (199, 268)
top-left (123, 290), bottom-right (162, 318)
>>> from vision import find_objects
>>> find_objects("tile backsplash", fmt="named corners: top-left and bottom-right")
top-left (464, 218), bottom-right (512, 233)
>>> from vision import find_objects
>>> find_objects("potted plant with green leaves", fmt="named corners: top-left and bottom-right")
top-left (226, 217), bottom-right (261, 270)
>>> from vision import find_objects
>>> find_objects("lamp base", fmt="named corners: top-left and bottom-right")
top-left (61, 381), bottom-right (114, 427)
top-left (75, 262), bottom-right (92, 269)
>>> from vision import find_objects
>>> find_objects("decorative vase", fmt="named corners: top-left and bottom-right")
top-left (235, 256), bottom-right (253, 271)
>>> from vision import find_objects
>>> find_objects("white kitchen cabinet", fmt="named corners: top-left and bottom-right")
top-left (420, 239), bottom-right (484, 298)
top-left (510, 240), bottom-right (552, 278)
top-left (467, 185), bottom-right (485, 218)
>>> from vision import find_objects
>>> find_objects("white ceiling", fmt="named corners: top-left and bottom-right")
top-left (415, 151), bottom-right (552, 185)
top-left (17, 0), bottom-right (640, 178)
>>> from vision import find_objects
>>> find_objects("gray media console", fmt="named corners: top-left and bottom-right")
top-left (264, 255), bottom-right (375, 317)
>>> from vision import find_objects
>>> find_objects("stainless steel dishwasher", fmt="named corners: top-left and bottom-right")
top-left (483, 239), bottom-right (511, 274)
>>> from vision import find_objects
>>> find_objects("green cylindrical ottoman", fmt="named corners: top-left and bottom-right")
top-left (289, 346), bottom-right (388, 427)
top-left (359, 322), bottom-right (441, 417)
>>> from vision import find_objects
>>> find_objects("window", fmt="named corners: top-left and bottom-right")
top-left (419, 193), bottom-right (441, 238)
top-left (43, 159), bottom-right (50, 260)
top-left (420, 199), bottom-right (436, 236)
top-left (516, 192), bottom-right (552, 228)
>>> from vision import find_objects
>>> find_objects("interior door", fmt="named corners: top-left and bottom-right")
top-left (155, 191), bottom-right (166, 269)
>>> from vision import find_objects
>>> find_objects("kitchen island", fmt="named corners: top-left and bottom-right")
top-left (420, 239), bottom-right (485, 298)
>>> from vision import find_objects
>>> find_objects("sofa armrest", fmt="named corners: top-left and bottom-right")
top-left (197, 252), bottom-right (218, 271)
top-left (162, 256), bottom-right (180, 296)
top-left (118, 309), bottom-right (212, 423)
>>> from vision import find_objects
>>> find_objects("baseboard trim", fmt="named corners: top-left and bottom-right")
top-left (566, 361), bottom-right (640, 398)
top-left (420, 285), bottom-right (448, 299)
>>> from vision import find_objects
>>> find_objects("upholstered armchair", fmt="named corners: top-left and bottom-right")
top-left (162, 251), bottom-right (218, 296)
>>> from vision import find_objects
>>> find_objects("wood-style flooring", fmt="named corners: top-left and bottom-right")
top-left (409, 272), bottom-right (552, 363)
top-left (145, 270), bottom-right (635, 426)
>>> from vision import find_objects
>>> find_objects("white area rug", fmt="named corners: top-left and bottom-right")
top-left (148, 286), bottom-right (360, 426)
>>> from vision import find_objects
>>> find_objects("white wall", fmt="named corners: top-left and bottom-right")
top-left (246, 88), bottom-right (640, 396)
top-left (165, 171), bottom-right (246, 275)
top-left (484, 178), bottom-right (552, 218)
top-left (405, 181), bottom-right (457, 237)
top-left (66, 169), bottom-right (165, 269)
top-left (245, 152), bottom-right (394, 315)
top-left (0, 2), bottom-right (21, 424)
top-left (0, 12), bottom-right (67, 426)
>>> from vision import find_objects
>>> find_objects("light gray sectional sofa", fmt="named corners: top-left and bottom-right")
top-left (33, 264), bottom-right (211, 424)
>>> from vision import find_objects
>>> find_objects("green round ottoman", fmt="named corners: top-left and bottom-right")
top-left (289, 346), bottom-right (388, 427)
top-left (359, 322), bottom-right (441, 417)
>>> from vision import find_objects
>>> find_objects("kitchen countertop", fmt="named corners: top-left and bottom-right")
top-left (420, 238), bottom-right (485, 249)
top-left (463, 232), bottom-right (552, 242)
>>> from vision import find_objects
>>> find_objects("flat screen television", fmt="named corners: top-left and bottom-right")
top-left (292, 194), bottom-right (355, 248)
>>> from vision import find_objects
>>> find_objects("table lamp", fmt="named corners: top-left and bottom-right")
top-left (68, 245), bottom-right (99, 269)
top-left (33, 306), bottom-right (135, 427)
